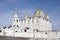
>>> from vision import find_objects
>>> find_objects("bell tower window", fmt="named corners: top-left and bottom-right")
top-left (14, 20), bottom-right (15, 22)
top-left (17, 20), bottom-right (18, 22)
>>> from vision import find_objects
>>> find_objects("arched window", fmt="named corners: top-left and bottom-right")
top-left (17, 20), bottom-right (18, 22)
top-left (17, 25), bottom-right (19, 28)
top-left (24, 29), bottom-right (27, 32)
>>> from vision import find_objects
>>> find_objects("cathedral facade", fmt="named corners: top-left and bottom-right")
top-left (12, 9), bottom-right (52, 32)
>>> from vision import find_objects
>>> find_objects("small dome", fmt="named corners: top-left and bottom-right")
top-left (24, 11), bottom-right (29, 19)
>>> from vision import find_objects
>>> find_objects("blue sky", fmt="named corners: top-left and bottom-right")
top-left (0, 0), bottom-right (60, 30)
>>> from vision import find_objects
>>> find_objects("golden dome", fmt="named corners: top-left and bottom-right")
top-left (35, 10), bottom-right (44, 16)
top-left (35, 10), bottom-right (40, 16)
top-left (39, 10), bottom-right (43, 14)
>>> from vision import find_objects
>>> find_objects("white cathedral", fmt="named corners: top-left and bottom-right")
top-left (0, 9), bottom-right (60, 40)
top-left (13, 9), bottom-right (52, 32)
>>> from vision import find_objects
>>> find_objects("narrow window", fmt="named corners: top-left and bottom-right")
top-left (24, 29), bottom-right (27, 32)
top-left (17, 20), bottom-right (18, 22)
top-left (0, 30), bottom-right (2, 32)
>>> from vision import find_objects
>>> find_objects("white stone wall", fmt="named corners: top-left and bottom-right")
top-left (1, 27), bottom-right (60, 39)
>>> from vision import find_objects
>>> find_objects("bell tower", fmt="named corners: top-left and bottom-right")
top-left (12, 8), bottom-right (19, 27)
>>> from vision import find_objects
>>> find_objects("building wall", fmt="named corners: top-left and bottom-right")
top-left (13, 17), bottom-right (52, 32)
